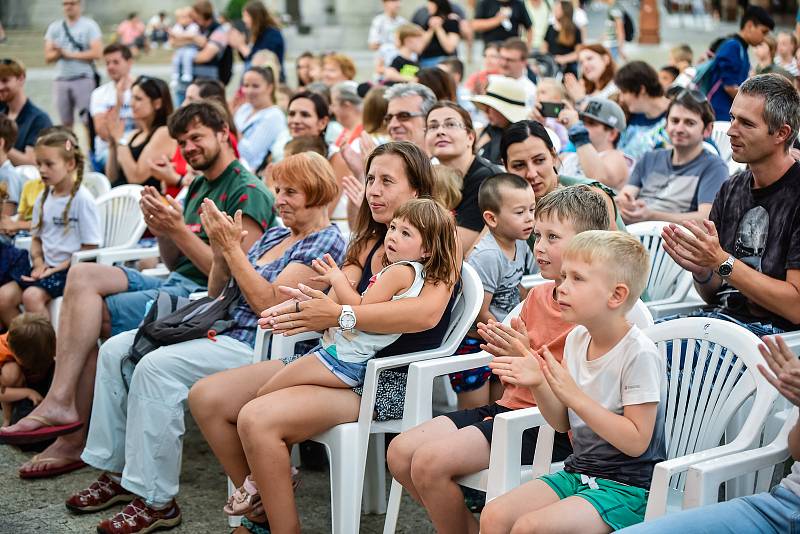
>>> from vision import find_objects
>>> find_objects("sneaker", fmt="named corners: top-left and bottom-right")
top-left (96, 498), bottom-right (181, 534)
top-left (66, 473), bottom-right (135, 514)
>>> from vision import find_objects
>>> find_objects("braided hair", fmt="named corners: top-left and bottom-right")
top-left (34, 130), bottom-right (85, 235)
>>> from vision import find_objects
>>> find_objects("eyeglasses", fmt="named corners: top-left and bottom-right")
top-left (383, 111), bottom-right (425, 125)
top-left (673, 88), bottom-right (708, 105)
top-left (425, 120), bottom-right (466, 133)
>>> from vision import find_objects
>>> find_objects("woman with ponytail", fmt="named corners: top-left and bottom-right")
top-left (0, 130), bottom-right (102, 327)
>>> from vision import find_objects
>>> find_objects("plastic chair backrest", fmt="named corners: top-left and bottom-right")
top-left (432, 263), bottom-right (484, 357)
top-left (646, 317), bottom-right (775, 493)
top-left (95, 185), bottom-right (146, 248)
top-left (711, 121), bottom-right (732, 162)
top-left (16, 165), bottom-right (40, 181)
top-left (628, 221), bottom-right (692, 303)
top-left (83, 172), bottom-right (112, 198)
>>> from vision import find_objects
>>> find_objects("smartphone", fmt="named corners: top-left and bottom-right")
top-left (540, 102), bottom-right (565, 119)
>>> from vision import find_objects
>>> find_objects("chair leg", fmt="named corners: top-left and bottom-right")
top-left (325, 432), bottom-right (364, 534)
top-left (227, 477), bottom-right (242, 528)
top-left (363, 434), bottom-right (387, 514)
top-left (383, 479), bottom-right (404, 534)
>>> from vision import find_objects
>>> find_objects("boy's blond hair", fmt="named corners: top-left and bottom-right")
top-left (397, 23), bottom-right (424, 46)
top-left (432, 164), bottom-right (463, 211)
top-left (669, 44), bottom-right (693, 67)
top-left (534, 185), bottom-right (610, 233)
top-left (537, 77), bottom-right (567, 102)
top-left (564, 231), bottom-right (650, 310)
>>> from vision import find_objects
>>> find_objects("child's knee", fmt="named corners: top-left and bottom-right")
top-left (21, 287), bottom-right (48, 309)
top-left (409, 442), bottom-right (452, 487)
top-left (479, 502), bottom-right (507, 534)
top-left (386, 432), bottom-right (417, 476)
top-left (0, 362), bottom-right (24, 387)
top-left (510, 514), bottom-right (541, 534)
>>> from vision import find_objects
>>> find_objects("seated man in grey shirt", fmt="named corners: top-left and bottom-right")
top-left (616, 92), bottom-right (729, 225)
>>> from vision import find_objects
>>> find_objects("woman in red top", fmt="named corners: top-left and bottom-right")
top-left (148, 79), bottom-right (240, 197)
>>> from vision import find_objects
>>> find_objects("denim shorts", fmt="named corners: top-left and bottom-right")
top-left (105, 267), bottom-right (205, 336)
top-left (314, 346), bottom-right (367, 387)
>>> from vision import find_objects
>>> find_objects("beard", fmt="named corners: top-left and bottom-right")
top-left (184, 143), bottom-right (221, 171)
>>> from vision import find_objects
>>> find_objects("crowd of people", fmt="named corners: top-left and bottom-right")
top-left (0, 0), bottom-right (799, 533)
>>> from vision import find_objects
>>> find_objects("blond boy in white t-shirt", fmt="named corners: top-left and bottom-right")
top-left (484, 230), bottom-right (666, 533)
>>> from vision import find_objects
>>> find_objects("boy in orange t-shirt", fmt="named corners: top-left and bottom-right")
top-left (0, 314), bottom-right (56, 427)
top-left (386, 185), bottom-right (613, 534)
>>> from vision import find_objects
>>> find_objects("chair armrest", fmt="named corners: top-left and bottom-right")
top-left (96, 246), bottom-right (160, 265)
top-left (485, 407), bottom-right (548, 500)
top-left (14, 236), bottom-right (32, 251)
top-left (402, 353), bottom-right (493, 429)
top-left (782, 331), bottom-right (800, 356)
top-left (683, 408), bottom-right (797, 509)
top-left (269, 331), bottom-right (322, 360)
top-left (648, 300), bottom-right (704, 320)
top-left (71, 245), bottom-right (131, 265)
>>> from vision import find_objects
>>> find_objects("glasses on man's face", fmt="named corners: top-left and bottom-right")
top-left (426, 120), bottom-right (466, 133)
top-left (383, 111), bottom-right (425, 125)
top-left (499, 55), bottom-right (522, 63)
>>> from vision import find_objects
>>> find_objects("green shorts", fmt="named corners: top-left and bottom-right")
top-left (539, 470), bottom-right (648, 531)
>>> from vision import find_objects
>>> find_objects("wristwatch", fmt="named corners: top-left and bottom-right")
top-left (716, 255), bottom-right (736, 279)
top-left (117, 137), bottom-right (129, 147)
top-left (338, 305), bottom-right (357, 331)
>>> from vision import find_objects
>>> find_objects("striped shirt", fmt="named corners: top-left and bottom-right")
top-left (225, 224), bottom-right (347, 347)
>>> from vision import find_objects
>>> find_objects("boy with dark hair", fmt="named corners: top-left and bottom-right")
top-left (449, 173), bottom-right (536, 409)
top-left (0, 114), bottom-right (23, 219)
top-left (614, 61), bottom-right (671, 160)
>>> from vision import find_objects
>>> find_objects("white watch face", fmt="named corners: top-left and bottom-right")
top-left (340, 312), bottom-right (356, 330)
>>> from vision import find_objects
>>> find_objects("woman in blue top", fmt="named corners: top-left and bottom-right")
top-left (229, 1), bottom-right (285, 77)
top-left (233, 66), bottom-right (287, 172)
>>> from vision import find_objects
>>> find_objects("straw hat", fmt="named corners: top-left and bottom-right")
top-left (469, 76), bottom-right (530, 123)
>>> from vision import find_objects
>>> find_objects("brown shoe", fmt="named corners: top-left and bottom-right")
top-left (96, 498), bottom-right (181, 534)
top-left (66, 473), bottom-right (135, 514)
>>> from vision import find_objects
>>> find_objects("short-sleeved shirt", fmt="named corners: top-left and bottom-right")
top-left (475, 0), bottom-right (532, 45)
top-left (0, 160), bottom-right (23, 205)
top-left (0, 333), bottom-right (15, 365)
top-left (17, 179), bottom-right (45, 221)
top-left (368, 13), bottom-right (407, 49)
top-left (177, 160), bottom-right (276, 285)
top-left (389, 55), bottom-right (421, 79)
top-left (32, 186), bottom-right (102, 266)
top-left (44, 17), bottom-right (102, 79)
top-left (233, 104), bottom-right (287, 172)
top-left (628, 148), bottom-right (729, 213)
top-left (226, 225), bottom-right (346, 348)
top-left (618, 112), bottom-right (668, 161)
top-left (418, 15), bottom-right (461, 60)
top-left (563, 325), bottom-right (666, 488)
top-left (708, 163), bottom-right (800, 330)
top-left (497, 281), bottom-right (574, 409)
top-left (0, 100), bottom-right (53, 154)
top-left (709, 36), bottom-right (749, 121)
top-left (456, 156), bottom-right (503, 232)
top-left (89, 82), bottom-right (134, 156)
top-left (604, 1), bottom-right (624, 47)
top-left (544, 24), bottom-right (582, 75)
top-left (468, 232), bottom-right (534, 320)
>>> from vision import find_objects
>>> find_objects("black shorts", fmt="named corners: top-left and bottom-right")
top-left (444, 402), bottom-right (573, 465)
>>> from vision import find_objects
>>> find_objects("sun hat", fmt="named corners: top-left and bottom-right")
top-left (469, 76), bottom-right (530, 123)
top-left (580, 97), bottom-right (627, 130)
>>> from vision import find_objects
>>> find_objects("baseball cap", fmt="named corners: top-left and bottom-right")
top-left (580, 97), bottom-right (627, 131)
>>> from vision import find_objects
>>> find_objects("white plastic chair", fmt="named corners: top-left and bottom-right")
top-left (241, 263), bottom-right (484, 533)
top-left (711, 121), bottom-right (732, 162)
top-left (475, 318), bottom-right (779, 522)
top-left (82, 172), bottom-right (112, 199)
top-left (382, 298), bottom-right (654, 532)
top-left (628, 221), bottom-right (694, 310)
top-left (683, 407), bottom-right (798, 509)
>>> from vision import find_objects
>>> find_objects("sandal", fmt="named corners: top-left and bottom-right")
top-left (224, 475), bottom-right (261, 516)
top-left (238, 516), bottom-right (270, 534)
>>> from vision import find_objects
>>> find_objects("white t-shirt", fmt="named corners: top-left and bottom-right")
top-left (171, 22), bottom-right (200, 39)
top-left (0, 160), bottom-right (23, 205)
top-left (562, 324), bottom-right (667, 488)
top-left (89, 81), bottom-right (134, 156)
top-left (32, 186), bottom-right (102, 266)
top-left (781, 461), bottom-right (800, 498)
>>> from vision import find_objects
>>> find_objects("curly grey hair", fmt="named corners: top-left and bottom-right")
top-left (384, 82), bottom-right (437, 115)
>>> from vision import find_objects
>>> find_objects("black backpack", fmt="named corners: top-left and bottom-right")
top-left (120, 281), bottom-right (241, 389)
top-left (622, 10), bottom-right (635, 42)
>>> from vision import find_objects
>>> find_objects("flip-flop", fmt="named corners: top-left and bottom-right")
top-left (18, 454), bottom-right (87, 479)
top-left (0, 415), bottom-right (83, 445)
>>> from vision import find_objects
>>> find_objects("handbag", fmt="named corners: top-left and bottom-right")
top-left (120, 280), bottom-right (242, 389)
top-left (60, 20), bottom-right (101, 87)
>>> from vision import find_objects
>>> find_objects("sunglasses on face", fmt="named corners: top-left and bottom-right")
top-left (383, 111), bottom-right (425, 125)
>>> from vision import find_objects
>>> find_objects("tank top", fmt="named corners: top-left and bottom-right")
top-left (113, 129), bottom-right (160, 189)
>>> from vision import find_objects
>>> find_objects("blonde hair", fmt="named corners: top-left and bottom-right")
top-left (563, 230), bottom-right (650, 310)
top-left (535, 185), bottom-right (609, 233)
top-left (389, 198), bottom-right (460, 288)
top-left (431, 165), bottom-right (463, 211)
top-left (34, 130), bottom-right (85, 235)
top-left (537, 77), bottom-right (567, 102)
top-left (397, 23), bottom-right (424, 45)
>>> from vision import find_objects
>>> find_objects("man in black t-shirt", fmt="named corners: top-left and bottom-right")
top-left (473, 0), bottom-right (532, 48)
top-left (662, 74), bottom-right (800, 335)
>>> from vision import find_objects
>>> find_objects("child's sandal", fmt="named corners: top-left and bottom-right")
top-left (224, 475), bottom-right (261, 516)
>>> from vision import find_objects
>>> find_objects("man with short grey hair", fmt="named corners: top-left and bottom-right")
top-left (384, 82), bottom-right (436, 148)
top-left (661, 73), bottom-right (800, 335)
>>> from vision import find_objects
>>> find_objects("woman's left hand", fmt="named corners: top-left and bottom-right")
top-left (200, 198), bottom-right (247, 253)
top-left (259, 283), bottom-right (341, 335)
top-left (228, 28), bottom-right (245, 49)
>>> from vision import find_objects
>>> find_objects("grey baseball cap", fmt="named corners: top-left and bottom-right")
top-left (580, 97), bottom-right (627, 131)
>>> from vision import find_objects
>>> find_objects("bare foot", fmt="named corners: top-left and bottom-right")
top-left (18, 437), bottom-right (85, 477)
top-left (2, 398), bottom-right (79, 434)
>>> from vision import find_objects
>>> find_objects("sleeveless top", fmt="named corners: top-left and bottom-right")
top-left (323, 261), bottom-right (426, 364)
top-left (113, 129), bottom-right (161, 189)
top-left (357, 240), bottom-right (458, 359)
